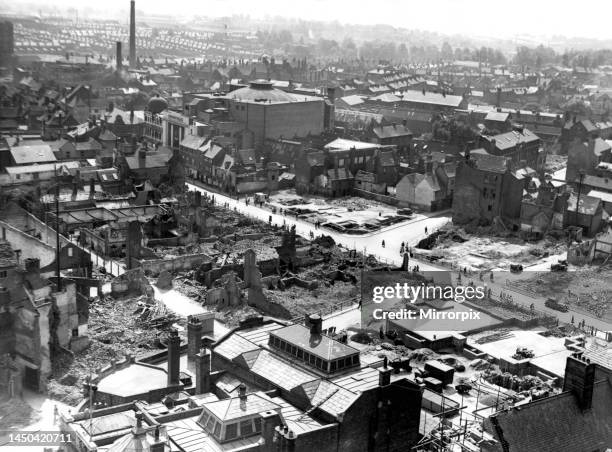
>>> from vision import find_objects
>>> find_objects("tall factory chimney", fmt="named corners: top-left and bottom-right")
top-left (129, 0), bottom-right (136, 68)
top-left (116, 41), bottom-right (122, 71)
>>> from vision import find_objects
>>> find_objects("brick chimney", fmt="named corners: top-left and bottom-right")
top-left (379, 358), bottom-right (392, 386)
top-left (563, 354), bottom-right (595, 410)
top-left (194, 348), bottom-right (211, 394)
top-left (167, 329), bottom-right (181, 386)
top-left (187, 316), bottom-right (203, 360)
top-left (260, 410), bottom-right (282, 452)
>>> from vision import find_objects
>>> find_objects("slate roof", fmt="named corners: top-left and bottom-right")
top-left (372, 124), bottom-right (412, 139)
top-left (400, 90), bottom-right (464, 108)
top-left (581, 175), bottom-right (612, 191)
top-left (486, 380), bottom-right (612, 452)
top-left (566, 194), bottom-right (601, 215)
top-left (485, 128), bottom-right (540, 151)
top-left (202, 392), bottom-right (280, 422)
top-left (10, 145), bottom-right (57, 164)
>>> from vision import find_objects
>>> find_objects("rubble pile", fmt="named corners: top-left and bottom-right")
top-left (0, 397), bottom-right (39, 430)
top-left (515, 268), bottom-right (612, 319)
top-left (48, 294), bottom-right (176, 404)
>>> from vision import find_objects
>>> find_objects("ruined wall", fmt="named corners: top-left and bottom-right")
top-left (139, 253), bottom-right (211, 277)
top-left (53, 282), bottom-right (79, 348)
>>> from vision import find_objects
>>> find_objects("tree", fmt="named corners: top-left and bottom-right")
top-left (441, 42), bottom-right (453, 60)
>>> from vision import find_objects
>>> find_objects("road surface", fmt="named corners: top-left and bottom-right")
top-left (187, 183), bottom-right (611, 332)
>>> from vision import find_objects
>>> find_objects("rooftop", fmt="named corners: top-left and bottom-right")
top-left (10, 144), bottom-right (57, 165)
top-left (96, 363), bottom-right (169, 398)
top-left (270, 324), bottom-right (360, 362)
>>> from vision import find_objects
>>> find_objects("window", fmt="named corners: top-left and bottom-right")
top-left (72, 328), bottom-right (78, 337)
top-left (213, 422), bottom-right (221, 438)
top-left (338, 359), bottom-right (345, 369)
top-left (0, 270), bottom-right (6, 278)
top-left (344, 357), bottom-right (352, 367)
top-left (225, 423), bottom-right (238, 441)
top-left (205, 416), bottom-right (215, 433)
top-left (488, 205), bottom-right (492, 211)
top-left (253, 417), bottom-right (261, 433)
top-left (240, 419), bottom-right (254, 436)
top-left (352, 355), bottom-right (359, 365)
top-left (330, 361), bottom-right (337, 372)
top-left (315, 358), bottom-right (322, 369)
top-left (68, 248), bottom-right (73, 257)
top-left (297, 349), bottom-right (303, 359)
top-left (16, 174), bottom-right (21, 180)
top-left (200, 413), bottom-right (209, 427)
top-left (309, 354), bottom-right (316, 364)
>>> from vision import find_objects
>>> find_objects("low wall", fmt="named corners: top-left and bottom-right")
top-left (139, 253), bottom-right (211, 276)
top-left (352, 188), bottom-right (398, 205)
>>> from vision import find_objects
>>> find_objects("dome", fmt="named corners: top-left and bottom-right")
top-left (228, 79), bottom-right (296, 103)
top-left (147, 96), bottom-right (168, 114)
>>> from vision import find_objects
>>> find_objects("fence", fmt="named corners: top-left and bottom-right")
top-left (289, 299), bottom-right (358, 324)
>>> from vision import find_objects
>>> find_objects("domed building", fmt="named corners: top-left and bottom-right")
top-left (227, 80), bottom-right (297, 103)
top-left (146, 95), bottom-right (168, 114)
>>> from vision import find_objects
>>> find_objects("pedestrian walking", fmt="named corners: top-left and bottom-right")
top-left (382, 240), bottom-right (385, 248)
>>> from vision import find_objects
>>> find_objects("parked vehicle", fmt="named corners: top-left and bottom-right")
top-left (510, 264), bottom-right (523, 273)
top-left (545, 297), bottom-right (569, 312)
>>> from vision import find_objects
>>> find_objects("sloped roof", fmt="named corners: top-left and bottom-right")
top-left (567, 194), bottom-right (601, 215)
top-left (10, 145), bottom-right (57, 165)
top-left (485, 128), bottom-right (540, 151)
top-left (484, 111), bottom-right (510, 122)
top-left (372, 124), bottom-right (412, 139)
top-left (202, 392), bottom-right (280, 422)
top-left (582, 175), bottom-right (612, 191)
top-left (486, 380), bottom-right (612, 452)
top-left (400, 89), bottom-right (464, 107)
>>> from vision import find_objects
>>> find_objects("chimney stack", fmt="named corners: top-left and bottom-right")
top-left (379, 365), bottom-right (392, 387)
top-left (116, 41), bottom-right (122, 71)
top-left (563, 354), bottom-right (595, 410)
top-left (238, 383), bottom-right (247, 399)
top-left (260, 410), bottom-right (282, 452)
top-left (194, 348), bottom-right (211, 394)
top-left (187, 316), bottom-right (203, 360)
top-left (307, 314), bottom-right (322, 335)
top-left (149, 426), bottom-right (166, 452)
top-left (496, 87), bottom-right (502, 109)
top-left (167, 329), bottom-right (181, 386)
top-left (129, 0), bottom-right (136, 68)
top-left (24, 258), bottom-right (40, 274)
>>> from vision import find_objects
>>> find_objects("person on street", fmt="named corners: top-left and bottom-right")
top-left (382, 240), bottom-right (385, 248)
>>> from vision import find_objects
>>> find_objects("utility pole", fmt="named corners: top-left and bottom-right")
top-left (55, 165), bottom-right (61, 291)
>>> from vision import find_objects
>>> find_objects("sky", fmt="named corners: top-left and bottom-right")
top-left (4, 0), bottom-right (612, 40)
